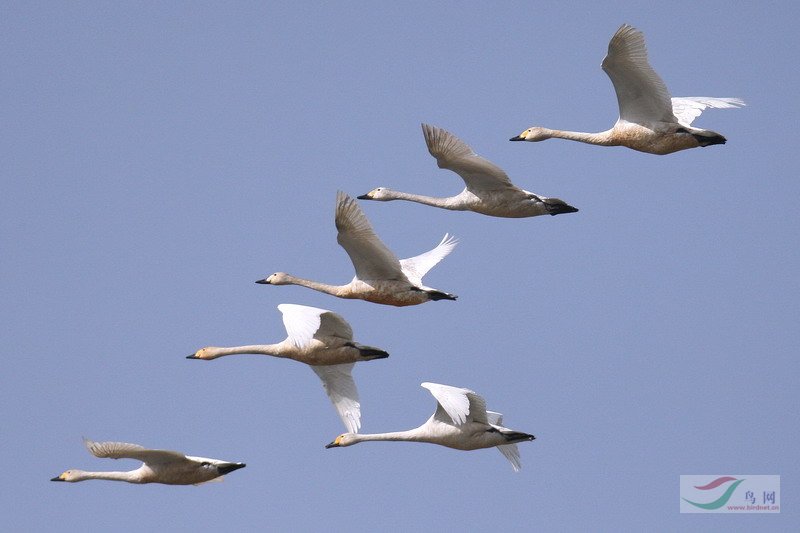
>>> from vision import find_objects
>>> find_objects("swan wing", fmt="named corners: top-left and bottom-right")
top-left (671, 97), bottom-right (746, 126)
top-left (83, 439), bottom-right (187, 465)
top-left (399, 233), bottom-right (457, 285)
top-left (422, 123), bottom-right (516, 193)
top-left (312, 363), bottom-right (361, 433)
top-left (486, 411), bottom-right (523, 471)
top-left (496, 443), bottom-right (523, 472)
top-left (278, 304), bottom-right (353, 348)
top-left (335, 191), bottom-right (406, 282)
top-left (601, 24), bottom-right (674, 123)
top-left (422, 382), bottom-right (488, 426)
top-left (486, 410), bottom-right (504, 426)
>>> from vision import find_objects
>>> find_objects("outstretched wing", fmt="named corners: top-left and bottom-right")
top-left (486, 411), bottom-right (523, 471)
top-left (278, 304), bottom-right (353, 348)
top-left (601, 24), bottom-right (674, 123)
top-left (312, 363), bottom-right (361, 433)
top-left (83, 439), bottom-right (187, 465)
top-left (335, 191), bottom-right (406, 282)
top-left (399, 233), bottom-right (457, 286)
top-left (421, 382), bottom-right (488, 425)
top-left (671, 97), bottom-right (745, 126)
top-left (422, 124), bottom-right (517, 193)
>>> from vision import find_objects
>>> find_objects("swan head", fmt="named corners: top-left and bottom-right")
top-left (510, 127), bottom-right (550, 142)
top-left (357, 187), bottom-right (393, 201)
top-left (186, 347), bottom-right (222, 360)
top-left (325, 433), bottom-right (357, 448)
top-left (51, 469), bottom-right (86, 482)
top-left (255, 272), bottom-right (290, 285)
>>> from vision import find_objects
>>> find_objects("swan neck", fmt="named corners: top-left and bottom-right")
top-left (80, 470), bottom-right (138, 482)
top-left (205, 344), bottom-right (286, 359)
top-left (352, 429), bottom-right (424, 443)
top-left (547, 128), bottom-right (616, 146)
top-left (284, 275), bottom-right (349, 297)
top-left (387, 191), bottom-right (460, 210)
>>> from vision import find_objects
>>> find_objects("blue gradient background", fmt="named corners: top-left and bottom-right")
top-left (2, 2), bottom-right (797, 531)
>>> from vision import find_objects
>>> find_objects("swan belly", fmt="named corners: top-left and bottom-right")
top-left (295, 343), bottom-right (362, 365)
top-left (148, 463), bottom-right (219, 485)
top-left (352, 279), bottom-right (438, 307)
top-left (613, 121), bottom-right (702, 155)
top-left (427, 421), bottom-right (509, 451)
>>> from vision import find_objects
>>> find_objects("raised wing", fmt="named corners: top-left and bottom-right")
top-left (422, 124), bottom-right (516, 193)
top-left (486, 410), bottom-right (504, 426)
top-left (399, 233), bottom-right (457, 286)
top-left (312, 363), bottom-right (361, 433)
top-left (671, 97), bottom-right (745, 126)
top-left (335, 192), bottom-right (406, 282)
top-left (601, 24), bottom-right (674, 123)
top-left (83, 439), bottom-right (186, 465)
top-left (278, 304), bottom-right (353, 348)
top-left (422, 382), bottom-right (488, 425)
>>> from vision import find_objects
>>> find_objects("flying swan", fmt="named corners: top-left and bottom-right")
top-left (325, 382), bottom-right (535, 471)
top-left (51, 439), bottom-right (245, 485)
top-left (256, 192), bottom-right (458, 306)
top-left (359, 124), bottom-right (578, 218)
top-left (510, 24), bottom-right (745, 155)
top-left (187, 303), bottom-right (388, 433)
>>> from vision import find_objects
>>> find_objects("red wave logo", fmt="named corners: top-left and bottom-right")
top-left (694, 476), bottom-right (738, 490)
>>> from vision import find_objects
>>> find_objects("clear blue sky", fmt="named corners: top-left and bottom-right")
top-left (3, 2), bottom-right (798, 531)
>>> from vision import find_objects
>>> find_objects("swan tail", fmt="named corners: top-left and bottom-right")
top-left (694, 132), bottom-right (727, 147)
top-left (684, 128), bottom-right (726, 147)
top-left (348, 342), bottom-right (390, 360)
top-left (500, 430), bottom-right (536, 444)
top-left (544, 198), bottom-right (579, 216)
top-left (426, 290), bottom-right (457, 301)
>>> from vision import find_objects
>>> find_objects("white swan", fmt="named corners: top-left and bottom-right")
top-left (256, 192), bottom-right (458, 306)
top-left (187, 303), bottom-right (388, 433)
top-left (51, 439), bottom-right (245, 485)
top-left (510, 24), bottom-right (745, 155)
top-left (326, 382), bottom-right (535, 472)
top-left (358, 124), bottom-right (578, 218)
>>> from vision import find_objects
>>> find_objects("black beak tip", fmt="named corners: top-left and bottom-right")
top-left (509, 135), bottom-right (522, 141)
top-left (186, 354), bottom-right (197, 359)
top-left (255, 279), bottom-right (270, 285)
top-left (356, 194), bottom-right (370, 200)
top-left (325, 442), bottom-right (337, 449)
top-left (50, 476), bottom-right (63, 482)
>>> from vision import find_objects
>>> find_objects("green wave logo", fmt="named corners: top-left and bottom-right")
top-left (683, 478), bottom-right (745, 510)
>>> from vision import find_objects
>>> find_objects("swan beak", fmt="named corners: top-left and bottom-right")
top-left (51, 475), bottom-right (65, 482)
top-left (356, 193), bottom-right (371, 200)
top-left (186, 354), bottom-right (199, 359)
top-left (217, 463), bottom-right (246, 475)
top-left (325, 441), bottom-right (340, 449)
top-left (255, 278), bottom-right (271, 285)
top-left (509, 135), bottom-right (524, 141)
